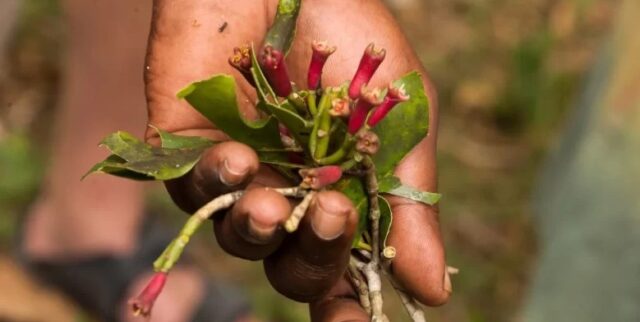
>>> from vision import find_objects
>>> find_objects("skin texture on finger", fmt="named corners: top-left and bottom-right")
top-left (264, 191), bottom-right (358, 302)
top-left (165, 141), bottom-right (259, 213)
top-left (213, 187), bottom-right (291, 260)
top-left (25, 0), bottom-right (152, 259)
top-left (309, 278), bottom-right (369, 322)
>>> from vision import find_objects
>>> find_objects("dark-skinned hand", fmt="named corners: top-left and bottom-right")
top-left (144, 0), bottom-right (450, 320)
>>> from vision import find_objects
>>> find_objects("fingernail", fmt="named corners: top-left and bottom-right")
top-left (443, 269), bottom-right (453, 294)
top-left (247, 217), bottom-right (277, 244)
top-left (219, 158), bottom-right (249, 186)
top-left (310, 196), bottom-right (349, 240)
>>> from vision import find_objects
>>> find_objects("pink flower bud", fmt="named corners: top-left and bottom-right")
top-left (367, 83), bottom-right (410, 127)
top-left (348, 43), bottom-right (386, 99)
top-left (228, 45), bottom-right (255, 86)
top-left (329, 98), bottom-right (351, 118)
top-left (307, 41), bottom-right (336, 90)
top-left (128, 272), bottom-right (167, 318)
top-left (260, 45), bottom-right (293, 97)
top-left (299, 166), bottom-right (343, 189)
top-left (347, 86), bottom-right (384, 134)
top-left (355, 130), bottom-right (380, 155)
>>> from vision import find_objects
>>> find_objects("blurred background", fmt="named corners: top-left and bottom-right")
top-left (0, 0), bottom-right (631, 321)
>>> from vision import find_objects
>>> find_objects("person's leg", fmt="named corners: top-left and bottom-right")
top-left (24, 0), bottom-right (149, 259)
top-left (20, 1), bottom-right (216, 321)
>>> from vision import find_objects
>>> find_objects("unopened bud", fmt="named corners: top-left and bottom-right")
top-left (299, 166), bottom-right (343, 189)
top-left (348, 43), bottom-right (386, 99)
top-left (260, 45), bottom-right (293, 97)
top-left (307, 40), bottom-right (336, 89)
top-left (228, 45), bottom-right (255, 86)
top-left (355, 130), bottom-right (380, 155)
top-left (329, 98), bottom-right (351, 118)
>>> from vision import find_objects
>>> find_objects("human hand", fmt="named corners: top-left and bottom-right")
top-left (144, 0), bottom-right (449, 320)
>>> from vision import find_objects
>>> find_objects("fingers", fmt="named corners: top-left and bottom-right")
top-left (287, 1), bottom-right (449, 306)
top-left (213, 187), bottom-right (291, 260)
top-left (385, 137), bottom-right (450, 306)
top-left (165, 141), bottom-right (259, 213)
top-left (386, 199), bottom-right (449, 306)
top-left (309, 278), bottom-right (369, 322)
top-left (264, 191), bottom-right (358, 302)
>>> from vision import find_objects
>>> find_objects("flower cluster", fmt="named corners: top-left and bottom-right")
top-left (227, 40), bottom-right (410, 184)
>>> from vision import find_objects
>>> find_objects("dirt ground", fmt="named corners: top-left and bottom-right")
top-left (0, 255), bottom-right (78, 322)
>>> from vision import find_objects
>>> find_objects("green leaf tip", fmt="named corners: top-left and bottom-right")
top-left (176, 83), bottom-right (196, 99)
top-left (85, 129), bottom-right (215, 181)
top-left (265, 0), bottom-right (302, 54)
top-left (278, 0), bottom-right (300, 15)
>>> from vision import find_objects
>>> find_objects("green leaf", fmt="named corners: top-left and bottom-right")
top-left (378, 175), bottom-right (441, 206)
top-left (387, 185), bottom-right (442, 206)
top-left (334, 177), bottom-right (368, 247)
top-left (379, 196), bottom-right (393, 249)
top-left (85, 131), bottom-right (213, 181)
top-left (338, 71), bottom-right (433, 247)
top-left (265, 0), bottom-right (302, 54)
top-left (99, 131), bottom-right (151, 161)
top-left (178, 74), bottom-right (282, 150)
top-left (85, 154), bottom-right (155, 180)
top-left (150, 125), bottom-right (215, 149)
top-left (261, 100), bottom-right (312, 145)
top-left (372, 71), bottom-right (430, 174)
top-left (377, 175), bottom-right (402, 193)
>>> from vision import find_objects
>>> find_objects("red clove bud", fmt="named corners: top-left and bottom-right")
top-left (347, 85), bottom-right (384, 134)
top-left (307, 41), bottom-right (336, 90)
top-left (329, 98), bottom-right (351, 118)
top-left (128, 272), bottom-right (168, 318)
top-left (355, 130), bottom-right (380, 155)
top-left (260, 45), bottom-right (294, 97)
top-left (228, 45), bottom-right (255, 86)
top-left (367, 83), bottom-right (410, 127)
top-left (348, 43), bottom-right (386, 99)
top-left (299, 166), bottom-right (343, 189)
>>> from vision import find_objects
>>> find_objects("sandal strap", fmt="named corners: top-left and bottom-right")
top-left (191, 279), bottom-right (252, 322)
top-left (17, 219), bottom-right (171, 322)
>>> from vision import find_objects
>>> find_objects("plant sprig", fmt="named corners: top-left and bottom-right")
top-left (87, 0), bottom-right (442, 320)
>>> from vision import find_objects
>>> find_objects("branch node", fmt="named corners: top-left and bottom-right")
top-left (284, 191), bottom-right (316, 232)
top-left (382, 246), bottom-right (396, 260)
